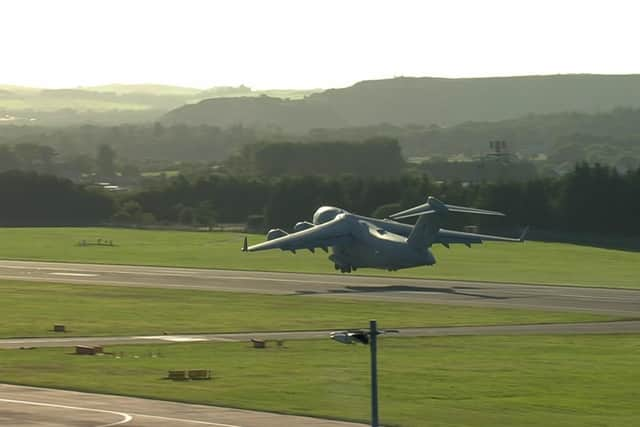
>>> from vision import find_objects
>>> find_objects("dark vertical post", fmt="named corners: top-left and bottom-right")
top-left (370, 319), bottom-right (379, 427)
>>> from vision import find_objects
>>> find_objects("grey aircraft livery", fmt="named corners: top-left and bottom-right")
top-left (243, 196), bottom-right (527, 273)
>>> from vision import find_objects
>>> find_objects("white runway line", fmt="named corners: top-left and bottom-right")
top-left (0, 398), bottom-right (132, 426)
top-left (134, 335), bottom-right (208, 342)
top-left (50, 272), bottom-right (99, 277)
top-left (132, 413), bottom-right (242, 426)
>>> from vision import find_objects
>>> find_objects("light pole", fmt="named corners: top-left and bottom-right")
top-left (369, 320), bottom-right (379, 427)
top-left (330, 320), bottom-right (397, 427)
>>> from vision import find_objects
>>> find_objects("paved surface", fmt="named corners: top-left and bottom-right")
top-left (0, 384), bottom-right (366, 426)
top-left (2, 321), bottom-right (640, 349)
top-left (0, 260), bottom-right (639, 316)
top-left (1, 260), bottom-right (639, 426)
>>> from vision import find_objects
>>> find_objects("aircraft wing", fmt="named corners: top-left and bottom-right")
top-left (245, 216), bottom-right (352, 253)
top-left (436, 227), bottom-right (528, 247)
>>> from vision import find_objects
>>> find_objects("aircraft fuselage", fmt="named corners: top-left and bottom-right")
top-left (328, 217), bottom-right (436, 272)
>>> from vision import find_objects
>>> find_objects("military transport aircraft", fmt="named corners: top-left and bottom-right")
top-left (242, 196), bottom-right (527, 273)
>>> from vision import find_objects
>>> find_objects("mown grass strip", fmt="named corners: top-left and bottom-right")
top-left (0, 228), bottom-right (638, 288)
top-left (1, 335), bottom-right (638, 426)
top-left (1, 280), bottom-right (613, 338)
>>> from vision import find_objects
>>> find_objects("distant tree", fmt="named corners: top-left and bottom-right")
top-left (63, 154), bottom-right (95, 178)
top-left (246, 214), bottom-right (265, 233)
top-left (96, 144), bottom-right (116, 178)
top-left (0, 146), bottom-right (18, 171)
top-left (13, 143), bottom-right (57, 172)
top-left (178, 206), bottom-right (195, 225)
top-left (121, 164), bottom-right (141, 179)
top-left (0, 170), bottom-right (114, 225)
top-left (194, 201), bottom-right (216, 227)
top-left (153, 122), bottom-right (165, 137)
top-left (229, 138), bottom-right (405, 177)
top-left (112, 200), bottom-right (144, 224)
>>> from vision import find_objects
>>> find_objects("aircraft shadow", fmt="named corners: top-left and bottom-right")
top-left (295, 285), bottom-right (509, 300)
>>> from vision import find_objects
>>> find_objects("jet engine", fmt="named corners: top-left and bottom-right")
top-left (312, 206), bottom-right (344, 225)
top-left (293, 221), bottom-right (314, 232)
top-left (266, 228), bottom-right (288, 240)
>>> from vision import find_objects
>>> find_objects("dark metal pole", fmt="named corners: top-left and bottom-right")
top-left (370, 319), bottom-right (379, 427)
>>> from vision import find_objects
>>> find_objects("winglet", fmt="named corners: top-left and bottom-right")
top-left (519, 226), bottom-right (530, 242)
top-left (242, 236), bottom-right (248, 252)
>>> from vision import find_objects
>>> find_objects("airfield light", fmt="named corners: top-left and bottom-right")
top-left (330, 320), bottom-right (397, 427)
top-left (370, 320), bottom-right (379, 427)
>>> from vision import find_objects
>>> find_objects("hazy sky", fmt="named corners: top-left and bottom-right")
top-left (3, 0), bottom-right (639, 89)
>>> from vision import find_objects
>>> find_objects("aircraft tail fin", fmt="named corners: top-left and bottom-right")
top-left (406, 210), bottom-right (440, 248)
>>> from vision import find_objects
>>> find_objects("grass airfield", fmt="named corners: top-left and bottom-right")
top-left (1, 336), bottom-right (638, 426)
top-left (0, 280), bottom-right (614, 338)
top-left (0, 227), bottom-right (638, 288)
top-left (0, 227), bottom-right (639, 426)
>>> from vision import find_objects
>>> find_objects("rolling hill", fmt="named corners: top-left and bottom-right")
top-left (163, 74), bottom-right (640, 131)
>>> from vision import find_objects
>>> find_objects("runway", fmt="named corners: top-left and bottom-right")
top-left (0, 384), bottom-right (366, 426)
top-left (0, 260), bottom-right (639, 316)
top-left (2, 320), bottom-right (640, 349)
top-left (1, 259), bottom-right (639, 426)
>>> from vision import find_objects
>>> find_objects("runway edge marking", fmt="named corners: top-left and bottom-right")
top-left (0, 397), bottom-right (132, 426)
top-left (132, 412), bottom-right (242, 426)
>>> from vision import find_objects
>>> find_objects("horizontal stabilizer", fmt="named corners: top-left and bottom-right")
top-left (390, 209), bottom-right (435, 220)
top-left (389, 202), bottom-right (437, 219)
top-left (446, 205), bottom-right (505, 216)
top-left (390, 196), bottom-right (505, 219)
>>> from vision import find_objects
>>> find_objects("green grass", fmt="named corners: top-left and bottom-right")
top-left (0, 98), bottom-right (150, 111)
top-left (1, 335), bottom-right (638, 426)
top-left (1, 280), bottom-right (613, 338)
top-left (0, 227), bottom-right (638, 288)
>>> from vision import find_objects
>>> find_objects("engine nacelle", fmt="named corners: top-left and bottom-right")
top-left (312, 206), bottom-right (344, 225)
top-left (293, 221), bottom-right (314, 232)
top-left (266, 228), bottom-right (288, 240)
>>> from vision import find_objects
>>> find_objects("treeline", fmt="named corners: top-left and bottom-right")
top-left (0, 171), bottom-right (114, 225)
top-left (1, 164), bottom-right (639, 237)
top-left (0, 123), bottom-right (264, 163)
top-left (225, 138), bottom-right (405, 177)
top-left (0, 142), bottom-right (139, 183)
top-left (3, 107), bottom-right (640, 173)
top-left (0, 136), bottom-right (408, 183)
top-left (417, 158), bottom-right (539, 182)
top-left (307, 108), bottom-right (640, 171)
top-left (126, 163), bottom-right (640, 235)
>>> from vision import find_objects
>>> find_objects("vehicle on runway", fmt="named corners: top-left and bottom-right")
top-left (243, 196), bottom-right (527, 273)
